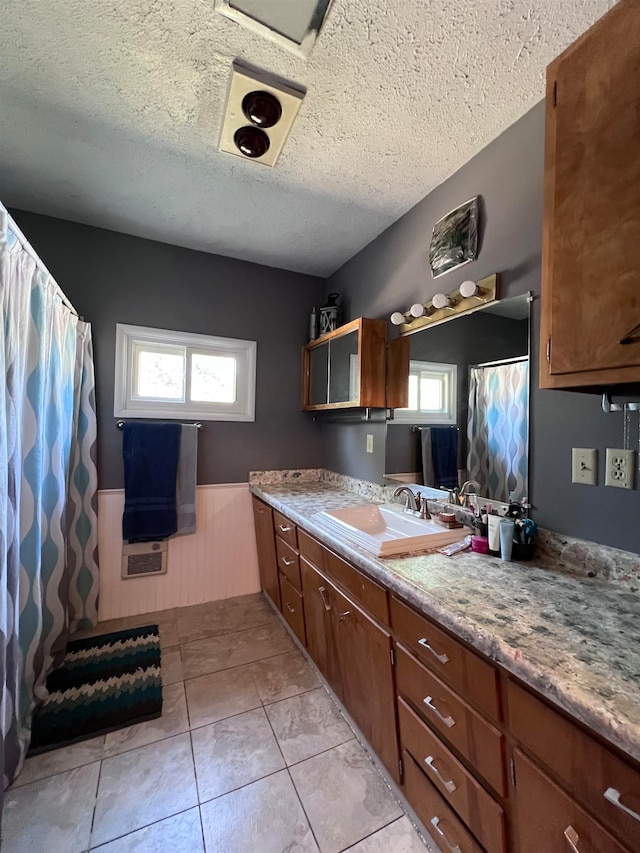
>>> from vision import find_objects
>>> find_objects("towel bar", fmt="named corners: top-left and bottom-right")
top-left (117, 420), bottom-right (202, 430)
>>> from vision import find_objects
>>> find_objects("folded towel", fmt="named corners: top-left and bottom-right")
top-left (122, 422), bottom-right (181, 541)
top-left (420, 428), bottom-right (435, 487)
top-left (431, 426), bottom-right (459, 490)
top-left (175, 424), bottom-right (198, 536)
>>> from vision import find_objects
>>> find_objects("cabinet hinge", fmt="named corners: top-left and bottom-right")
top-left (390, 647), bottom-right (395, 666)
top-left (399, 757), bottom-right (404, 780)
top-left (510, 757), bottom-right (516, 787)
top-left (546, 337), bottom-right (551, 362)
top-left (553, 80), bottom-right (557, 106)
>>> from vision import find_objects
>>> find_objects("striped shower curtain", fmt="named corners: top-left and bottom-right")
top-left (1, 209), bottom-right (99, 799)
top-left (467, 360), bottom-right (529, 502)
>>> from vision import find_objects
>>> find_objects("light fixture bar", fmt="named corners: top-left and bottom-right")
top-left (391, 274), bottom-right (499, 336)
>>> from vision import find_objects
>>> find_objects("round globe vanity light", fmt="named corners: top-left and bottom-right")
top-left (390, 312), bottom-right (406, 325)
top-left (432, 292), bottom-right (451, 309)
top-left (459, 280), bottom-right (478, 298)
top-left (410, 303), bottom-right (426, 318)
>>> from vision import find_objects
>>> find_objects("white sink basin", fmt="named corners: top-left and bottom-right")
top-left (314, 503), bottom-right (467, 557)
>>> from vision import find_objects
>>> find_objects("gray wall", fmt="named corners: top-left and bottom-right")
top-left (11, 210), bottom-right (325, 490)
top-left (324, 101), bottom-right (640, 553)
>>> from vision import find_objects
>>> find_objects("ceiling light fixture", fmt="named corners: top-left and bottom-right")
top-left (219, 61), bottom-right (306, 168)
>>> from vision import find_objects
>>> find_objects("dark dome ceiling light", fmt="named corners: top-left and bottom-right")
top-left (242, 91), bottom-right (282, 128)
top-left (234, 126), bottom-right (270, 159)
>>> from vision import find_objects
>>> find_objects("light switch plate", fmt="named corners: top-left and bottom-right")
top-left (366, 434), bottom-right (374, 453)
top-left (605, 448), bottom-right (636, 489)
top-left (571, 448), bottom-right (597, 485)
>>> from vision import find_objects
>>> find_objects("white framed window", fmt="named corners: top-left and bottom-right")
top-left (391, 360), bottom-right (457, 424)
top-left (114, 324), bottom-right (257, 421)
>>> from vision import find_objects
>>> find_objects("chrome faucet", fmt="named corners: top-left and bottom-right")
top-left (392, 486), bottom-right (431, 519)
top-left (459, 480), bottom-right (481, 507)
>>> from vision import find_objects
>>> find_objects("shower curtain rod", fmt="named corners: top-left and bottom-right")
top-left (2, 203), bottom-right (79, 318)
top-left (472, 355), bottom-right (528, 369)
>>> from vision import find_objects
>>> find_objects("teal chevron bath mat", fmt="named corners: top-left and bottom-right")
top-left (28, 625), bottom-right (163, 754)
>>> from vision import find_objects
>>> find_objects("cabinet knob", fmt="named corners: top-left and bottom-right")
top-left (423, 696), bottom-right (456, 729)
top-left (285, 602), bottom-right (296, 614)
top-left (563, 825), bottom-right (580, 853)
top-left (424, 755), bottom-right (457, 794)
top-left (418, 636), bottom-right (450, 665)
top-left (604, 787), bottom-right (640, 823)
top-left (318, 586), bottom-right (332, 611)
top-left (429, 816), bottom-right (462, 853)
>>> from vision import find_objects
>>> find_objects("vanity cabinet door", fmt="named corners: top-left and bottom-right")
top-left (540, 0), bottom-right (640, 389)
top-left (300, 556), bottom-right (400, 783)
top-left (300, 557), bottom-right (344, 701)
top-left (251, 497), bottom-right (280, 610)
top-left (514, 750), bottom-right (631, 853)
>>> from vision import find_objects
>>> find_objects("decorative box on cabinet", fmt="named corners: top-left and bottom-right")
top-left (302, 317), bottom-right (387, 410)
top-left (540, 0), bottom-right (640, 390)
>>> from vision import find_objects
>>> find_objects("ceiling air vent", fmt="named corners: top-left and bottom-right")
top-left (220, 61), bottom-right (306, 168)
top-left (214, 0), bottom-right (333, 58)
top-left (122, 541), bottom-right (168, 579)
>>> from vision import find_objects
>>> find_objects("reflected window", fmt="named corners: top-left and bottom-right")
top-left (394, 360), bottom-right (457, 424)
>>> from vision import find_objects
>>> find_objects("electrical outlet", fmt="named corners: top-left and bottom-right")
top-left (571, 448), bottom-right (597, 485)
top-left (366, 434), bottom-right (374, 453)
top-left (605, 448), bottom-right (636, 489)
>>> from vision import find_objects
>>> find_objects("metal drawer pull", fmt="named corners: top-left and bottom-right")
top-left (429, 817), bottom-right (462, 853)
top-left (604, 787), bottom-right (640, 823)
top-left (285, 603), bottom-right (295, 614)
top-left (256, 508), bottom-right (265, 514)
top-left (318, 586), bottom-right (332, 611)
top-left (424, 756), bottom-right (457, 793)
top-left (418, 637), bottom-right (450, 664)
top-left (338, 610), bottom-right (351, 622)
top-left (563, 825), bottom-right (580, 853)
top-left (281, 557), bottom-right (295, 566)
top-left (423, 696), bottom-right (456, 728)
top-left (278, 524), bottom-right (292, 532)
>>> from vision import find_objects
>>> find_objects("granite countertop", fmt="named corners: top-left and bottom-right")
top-left (250, 479), bottom-right (640, 765)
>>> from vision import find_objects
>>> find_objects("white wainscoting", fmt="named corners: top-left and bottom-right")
top-left (97, 483), bottom-right (260, 620)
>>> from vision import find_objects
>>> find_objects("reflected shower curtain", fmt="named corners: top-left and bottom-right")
top-left (1, 209), bottom-right (99, 801)
top-left (467, 361), bottom-right (529, 502)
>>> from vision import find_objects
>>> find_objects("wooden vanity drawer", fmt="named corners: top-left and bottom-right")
top-left (391, 596), bottom-right (500, 721)
top-left (399, 697), bottom-right (506, 853)
top-left (275, 537), bottom-right (301, 592)
top-left (514, 749), bottom-right (631, 853)
top-left (279, 572), bottom-right (306, 646)
top-left (298, 529), bottom-right (389, 624)
top-left (396, 644), bottom-right (506, 796)
top-left (273, 511), bottom-right (298, 549)
top-left (507, 680), bottom-right (640, 848)
top-left (404, 753), bottom-right (486, 853)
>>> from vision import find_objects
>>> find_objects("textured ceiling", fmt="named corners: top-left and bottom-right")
top-left (0, 0), bottom-right (617, 276)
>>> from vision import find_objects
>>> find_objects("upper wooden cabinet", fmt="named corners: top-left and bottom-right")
top-left (302, 317), bottom-right (387, 410)
top-left (540, 0), bottom-right (640, 390)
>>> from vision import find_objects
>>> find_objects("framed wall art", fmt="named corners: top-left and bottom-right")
top-left (429, 196), bottom-right (480, 278)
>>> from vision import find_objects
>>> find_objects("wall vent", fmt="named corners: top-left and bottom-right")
top-left (122, 541), bottom-right (168, 579)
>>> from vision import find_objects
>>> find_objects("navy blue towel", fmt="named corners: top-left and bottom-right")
top-left (122, 423), bottom-right (181, 541)
top-left (431, 426), bottom-right (459, 490)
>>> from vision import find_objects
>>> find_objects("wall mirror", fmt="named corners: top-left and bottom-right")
top-left (384, 293), bottom-right (531, 503)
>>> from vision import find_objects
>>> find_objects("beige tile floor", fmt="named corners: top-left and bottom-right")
top-left (3, 593), bottom-right (433, 853)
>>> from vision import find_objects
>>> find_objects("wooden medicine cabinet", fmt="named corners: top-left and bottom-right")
top-left (302, 317), bottom-right (387, 410)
